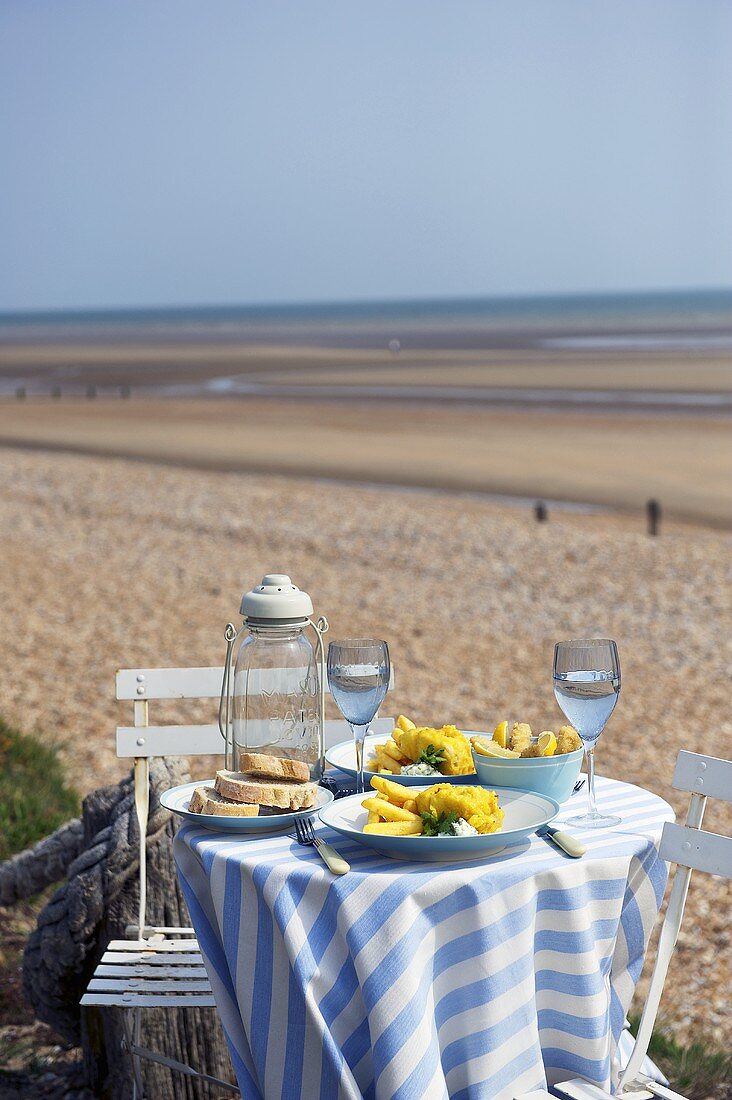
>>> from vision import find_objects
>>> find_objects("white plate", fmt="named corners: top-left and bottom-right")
top-left (161, 779), bottom-right (334, 834)
top-left (326, 732), bottom-right (484, 785)
top-left (319, 785), bottom-right (559, 862)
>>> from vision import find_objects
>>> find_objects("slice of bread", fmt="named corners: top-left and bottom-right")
top-left (188, 785), bottom-right (260, 817)
top-left (215, 770), bottom-right (317, 811)
top-left (237, 752), bottom-right (311, 784)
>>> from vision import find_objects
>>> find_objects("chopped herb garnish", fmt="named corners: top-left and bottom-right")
top-left (418, 744), bottom-right (445, 770)
top-left (420, 810), bottom-right (459, 837)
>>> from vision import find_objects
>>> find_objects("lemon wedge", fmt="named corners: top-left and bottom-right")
top-left (537, 731), bottom-right (557, 757)
top-left (492, 720), bottom-right (509, 748)
top-left (472, 737), bottom-right (520, 759)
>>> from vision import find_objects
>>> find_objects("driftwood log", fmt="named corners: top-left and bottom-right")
top-left (0, 759), bottom-right (235, 1099)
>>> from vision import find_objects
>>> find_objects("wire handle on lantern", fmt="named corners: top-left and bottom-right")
top-left (308, 615), bottom-right (329, 777)
top-left (218, 621), bottom-right (244, 769)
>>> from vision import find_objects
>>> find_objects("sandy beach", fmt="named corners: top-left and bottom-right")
top-left (0, 395), bottom-right (729, 527)
top-left (2, 312), bottom-right (730, 529)
top-left (0, 445), bottom-right (729, 1041)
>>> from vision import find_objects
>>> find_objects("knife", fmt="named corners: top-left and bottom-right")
top-left (536, 823), bottom-right (586, 858)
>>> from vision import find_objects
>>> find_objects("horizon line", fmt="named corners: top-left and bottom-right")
top-left (2, 285), bottom-right (732, 322)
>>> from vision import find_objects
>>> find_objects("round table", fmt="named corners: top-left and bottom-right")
top-left (174, 776), bottom-right (673, 1100)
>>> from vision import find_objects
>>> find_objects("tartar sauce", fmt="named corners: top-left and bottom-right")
top-left (400, 761), bottom-right (442, 777)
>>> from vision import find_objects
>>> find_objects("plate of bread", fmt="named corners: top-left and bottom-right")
top-left (161, 751), bottom-right (334, 833)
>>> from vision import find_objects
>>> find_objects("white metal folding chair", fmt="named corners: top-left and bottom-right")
top-left (80, 664), bottom-right (394, 1098)
top-left (515, 749), bottom-right (732, 1100)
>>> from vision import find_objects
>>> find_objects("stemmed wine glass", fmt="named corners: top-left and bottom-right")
top-left (327, 639), bottom-right (390, 795)
top-left (553, 638), bottom-right (621, 829)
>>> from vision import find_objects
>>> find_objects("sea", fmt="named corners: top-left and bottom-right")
top-left (2, 288), bottom-right (732, 347)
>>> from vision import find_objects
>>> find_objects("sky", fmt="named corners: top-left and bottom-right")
top-left (1, 0), bottom-right (731, 312)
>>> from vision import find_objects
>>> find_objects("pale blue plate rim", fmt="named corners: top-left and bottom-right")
top-left (318, 784), bottom-right (561, 860)
top-left (161, 779), bottom-right (334, 833)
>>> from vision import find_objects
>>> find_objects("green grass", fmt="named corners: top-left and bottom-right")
top-left (629, 1014), bottom-right (732, 1099)
top-left (0, 719), bottom-right (80, 862)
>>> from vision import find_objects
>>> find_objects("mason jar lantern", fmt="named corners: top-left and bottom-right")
top-left (218, 574), bottom-right (328, 778)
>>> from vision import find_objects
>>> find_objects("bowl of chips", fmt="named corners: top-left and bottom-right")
top-left (470, 722), bottom-right (584, 804)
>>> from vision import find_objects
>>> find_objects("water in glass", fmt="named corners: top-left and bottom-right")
top-left (327, 640), bottom-right (390, 794)
top-left (553, 638), bottom-right (621, 829)
top-left (553, 670), bottom-right (620, 746)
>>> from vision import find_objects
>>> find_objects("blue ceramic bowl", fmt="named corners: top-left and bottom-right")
top-left (470, 744), bottom-right (584, 804)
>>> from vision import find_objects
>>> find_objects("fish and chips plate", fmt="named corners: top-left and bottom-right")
top-left (319, 775), bottom-right (560, 862)
top-left (326, 732), bottom-right (477, 785)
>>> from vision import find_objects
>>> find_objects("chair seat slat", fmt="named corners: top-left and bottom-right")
top-left (81, 992), bottom-right (217, 1008)
top-left (125, 926), bottom-right (196, 936)
top-left (107, 939), bottom-right (202, 952)
top-left (95, 964), bottom-right (209, 979)
top-left (101, 951), bottom-right (204, 966)
top-left (88, 978), bottom-right (212, 993)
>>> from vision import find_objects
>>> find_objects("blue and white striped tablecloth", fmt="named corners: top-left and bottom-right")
top-left (174, 776), bottom-right (673, 1100)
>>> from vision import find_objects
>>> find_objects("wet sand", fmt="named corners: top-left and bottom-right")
top-left (0, 396), bottom-right (729, 527)
top-left (2, 340), bottom-right (732, 395)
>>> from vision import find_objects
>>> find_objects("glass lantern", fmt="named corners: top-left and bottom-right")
top-left (218, 574), bottom-right (328, 778)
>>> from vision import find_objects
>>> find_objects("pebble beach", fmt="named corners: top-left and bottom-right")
top-left (0, 445), bottom-right (730, 1044)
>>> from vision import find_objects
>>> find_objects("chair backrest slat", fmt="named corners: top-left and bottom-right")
top-left (117, 716), bottom-right (396, 758)
top-left (117, 667), bottom-right (224, 700)
top-left (118, 664), bottom-right (396, 702)
top-left (659, 821), bottom-right (732, 879)
top-left (672, 749), bottom-right (732, 804)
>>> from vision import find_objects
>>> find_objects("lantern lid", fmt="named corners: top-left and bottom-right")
top-left (239, 574), bottom-right (313, 623)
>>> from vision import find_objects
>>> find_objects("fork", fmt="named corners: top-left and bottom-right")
top-left (573, 778), bottom-right (586, 793)
top-left (293, 816), bottom-right (350, 875)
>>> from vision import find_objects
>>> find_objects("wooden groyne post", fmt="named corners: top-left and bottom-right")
top-left (646, 499), bottom-right (661, 536)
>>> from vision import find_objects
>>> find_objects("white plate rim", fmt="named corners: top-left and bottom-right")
top-left (325, 731), bottom-right (488, 783)
top-left (161, 779), bottom-right (334, 832)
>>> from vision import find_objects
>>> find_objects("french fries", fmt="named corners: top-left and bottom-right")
top-left (372, 751), bottom-right (400, 774)
top-left (364, 820), bottom-right (423, 835)
top-left (361, 775), bottom-right (426, 836)
top-left (362, 797), bottom-right (420, 823)
top-left (370, 776), bottom-right (414, 804)
top-left (371, 738), bottom-right (410, 774)
top-left (381, 740), bottom-right (407, 763)
top-left (366, 713), bottom-right (419, 774)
